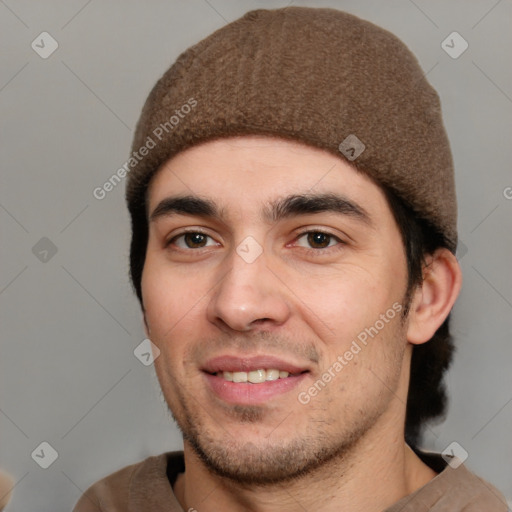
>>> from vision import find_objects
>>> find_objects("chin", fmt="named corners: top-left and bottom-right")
top-left (182, 424), bottom-right (358, 486)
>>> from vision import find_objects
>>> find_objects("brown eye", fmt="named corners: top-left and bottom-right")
top-left (307, 232), bottom-right (332, 248)
top-left (295, 231), bottom-right (340, 250)
top-left (183, 233), bottom-right (208, 248)
top-left (168, 232), bottom-right (218, 250)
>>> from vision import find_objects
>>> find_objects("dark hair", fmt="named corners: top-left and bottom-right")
top-left (381, 185), bottom-right (455, 447)
top-left (127, 176), bottom-right (455, 448)
top-left (128, 196), bottom-right (148, 307)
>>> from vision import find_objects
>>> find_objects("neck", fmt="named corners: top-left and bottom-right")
top-left (174, 425), bottom-right (437, 512)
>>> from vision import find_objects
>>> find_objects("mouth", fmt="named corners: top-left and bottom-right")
top-left (212, 368), bottom-right (298, 383)
top-left (201, 355), bottom-right (310, 405)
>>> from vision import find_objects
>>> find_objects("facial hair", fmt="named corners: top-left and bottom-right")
top-left (161, 310), bottom-right (409, 486)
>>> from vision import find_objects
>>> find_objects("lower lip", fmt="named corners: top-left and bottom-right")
top-left (203, 372), bottom-right (308, 405)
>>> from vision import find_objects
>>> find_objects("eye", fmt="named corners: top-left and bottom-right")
top-left (168, 231), bottom-right (218, 249)
top-left (295, 231), bottom-right (342, 250)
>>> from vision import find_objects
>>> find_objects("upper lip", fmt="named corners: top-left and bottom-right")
top-left (202, 355), bottom-right (310, 375)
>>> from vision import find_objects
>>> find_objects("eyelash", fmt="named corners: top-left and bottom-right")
top-left (292, 229), bottom-right (345, 255)
top-left (166, 229), bottom-right (345, 254)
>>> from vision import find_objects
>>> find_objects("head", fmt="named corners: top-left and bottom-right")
top-left (126, 7), bottom-right (462, 483)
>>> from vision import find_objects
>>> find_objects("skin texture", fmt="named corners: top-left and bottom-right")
top-left (141, 135), bottom-right (462, 512)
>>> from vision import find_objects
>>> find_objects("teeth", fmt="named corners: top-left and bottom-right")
top-left (232, 372), bottom-right (248, 383)
top-left (266, 369), bottom-right (279, 381)
top-left (218, 369), bottom-right (291, 383)
top-left (248, 369), bottom-right (266, 383)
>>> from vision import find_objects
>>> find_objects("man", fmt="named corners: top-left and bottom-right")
top-left (74, 6), bottom-right (508, 511)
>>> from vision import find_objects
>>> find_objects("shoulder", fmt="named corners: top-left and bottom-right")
top-left (446, 464), bottom-right (509, 511)
top-left (72, 451), bottom-right (183, 512)
top-left (388, 449), bottom-right (509, 512)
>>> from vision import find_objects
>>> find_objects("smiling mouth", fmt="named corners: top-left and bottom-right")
top-left (202, 358), bottom-right (310, 404)
top-left (211, 369), bottom-right (303, 384)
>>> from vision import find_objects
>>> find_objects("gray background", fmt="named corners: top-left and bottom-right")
top-left (1, 0), bottom-right (511, 510)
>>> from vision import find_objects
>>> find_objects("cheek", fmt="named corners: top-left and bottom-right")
top-left (292, 263), bottom-right (402, 339)
top-left (141, 255), bottom-right (203, 342)
top-left (142, 261), bottom-right (203, 389)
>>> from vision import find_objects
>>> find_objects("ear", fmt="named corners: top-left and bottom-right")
top-left (407, 248), bottom-right (462, 345)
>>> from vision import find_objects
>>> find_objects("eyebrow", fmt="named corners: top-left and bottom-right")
top-left (149, 193), bottom-right (373, 227)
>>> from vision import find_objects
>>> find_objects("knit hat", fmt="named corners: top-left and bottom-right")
top-left (126, 6), bottom-right (457, 256)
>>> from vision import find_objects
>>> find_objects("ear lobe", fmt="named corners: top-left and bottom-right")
top-left (406, 248), bottom-right (462, 345)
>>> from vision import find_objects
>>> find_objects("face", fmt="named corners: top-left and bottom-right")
top-left (142, 135), bottom-right (411, 484)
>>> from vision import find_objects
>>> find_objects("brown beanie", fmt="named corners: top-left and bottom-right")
top-left (126, 6), bottom-right (457, 262)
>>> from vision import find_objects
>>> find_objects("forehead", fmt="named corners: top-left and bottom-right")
top-left (146, 135), bottom-right (387, 217)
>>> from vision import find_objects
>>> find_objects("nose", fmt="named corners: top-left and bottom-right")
top-left (206, 248), bottom-right (291, 332)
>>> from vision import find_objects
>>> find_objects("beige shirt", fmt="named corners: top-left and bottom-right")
top-left (73, 450), bottom-right (508, 511)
